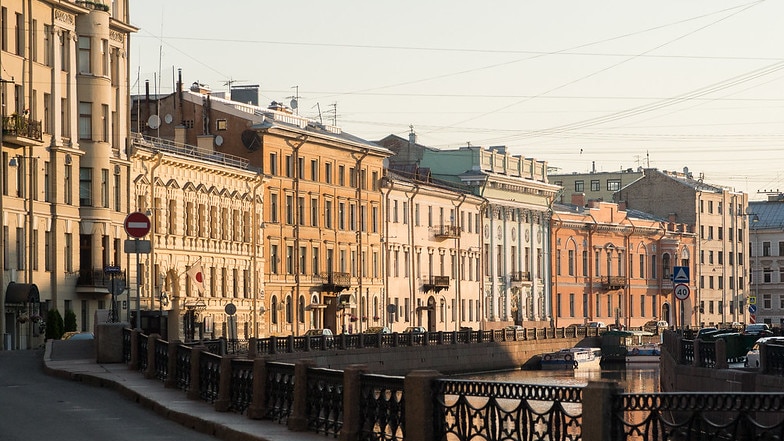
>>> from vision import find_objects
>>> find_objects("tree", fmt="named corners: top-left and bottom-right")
top-left (45, 309), bottom-right (64, 340)
top-left (64, 309), bottom-right (77, 332)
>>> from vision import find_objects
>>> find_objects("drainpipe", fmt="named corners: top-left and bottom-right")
top-left (382, 177), bottom-right (394, 328)
top-left (623, 214), bottom-right (637, 330)
top-left (148, 152), bottom-right (163, 310)
top-left (406, 184), bottom-right (420, 327)
top-left (251, 172), bottom-right (264, 338)
top-left (551, 210), bottom-right (563, 328)
top-left (352, 148), bottom-right (368, 332)
top-left (453, 194), bottom-right (466, 331)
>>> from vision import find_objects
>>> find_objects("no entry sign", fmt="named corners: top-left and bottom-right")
top-left (124, 212), bottom-right (151, 238)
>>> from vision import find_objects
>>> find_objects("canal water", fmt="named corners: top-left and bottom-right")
top-left (455, 363), bottom-right (661, 393)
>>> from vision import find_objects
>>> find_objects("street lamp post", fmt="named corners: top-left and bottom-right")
top-left (750, 213), bottom-right (760, 324)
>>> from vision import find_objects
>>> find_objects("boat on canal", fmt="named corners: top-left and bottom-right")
top-left (541, 347), bottom-right (601, 370)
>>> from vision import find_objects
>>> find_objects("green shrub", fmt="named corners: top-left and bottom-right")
top-left (64, 309), bottom-right (77, 332)
top-left (45, 309), bottom-right (64, 340)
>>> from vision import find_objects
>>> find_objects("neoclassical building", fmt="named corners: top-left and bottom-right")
top-left (381, 169), bottom-right (484, 333)
top-left (377, 134), bottom-right (560, 328)
top-left (1, 0), bottom-right (135, 349)
top-left (552, 196), bottom-right (697, 328)
top-left (129, 136), bottom-right (263, 341)
top-left (132, 80), bottom-right (392, 337)
top-left (616, 168), bottom-right (750, 327)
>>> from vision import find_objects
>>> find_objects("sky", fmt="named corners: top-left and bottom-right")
top-left (129, 0), bottom-right (784, 200)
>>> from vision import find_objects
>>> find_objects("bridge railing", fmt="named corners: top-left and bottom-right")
top-left (121, 327), bottom-right (784, 440)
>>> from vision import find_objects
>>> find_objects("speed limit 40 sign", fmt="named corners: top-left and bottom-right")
top-left (674, 283), bottom-right (690, 301)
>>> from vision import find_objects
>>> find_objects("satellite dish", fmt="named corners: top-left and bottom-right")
top-left (147, 115), bottom-right (161, 129)
top-left (241, 130), bottom-right (261, 152)
top-left (215, 135), bottom-right (224, 146)
top-left (290, 98), bottom-right (298, 109)
top-left (164, 114), bottom-right (173, 124)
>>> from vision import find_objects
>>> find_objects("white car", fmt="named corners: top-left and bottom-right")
top-left (745, 336), bottom-right (784, 368)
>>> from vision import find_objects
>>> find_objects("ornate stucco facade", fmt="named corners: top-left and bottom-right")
top-left (552, 197), bottom-right (697, 329)
top-left (381, 170), bottom-right (484, 333)
top-left (1, 1), bottom-right (135, 349)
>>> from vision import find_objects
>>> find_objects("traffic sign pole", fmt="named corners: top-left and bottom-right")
top-left (124, 212), bottom-right (150, 330)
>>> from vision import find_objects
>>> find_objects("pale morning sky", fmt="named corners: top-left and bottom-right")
top-left (129, 0), bottom-right (784, 200)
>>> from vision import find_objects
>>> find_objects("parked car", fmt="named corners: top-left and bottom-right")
top-left (745, 336), bottom-right (784, 368)
top-left (504, 325), bottom-right (524, 332)
top-left (696, 327), bottom-right (718, 339)
top-left (61, 331), bottom-right (94, 340)
top-left (744, 323), bottom-right (772, 336)
top-left (404, 326), bottom-right (426, 334)
top-left (587, 321), bottom-right (606, 329)
top-left (643, 320), bottom-right (669, 334)
top-left (403, 326), bottom-right (427, 343)
top-left (304, 328), bottom-right (334, 348)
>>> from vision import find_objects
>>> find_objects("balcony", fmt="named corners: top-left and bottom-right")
top-left (2, 114), bottom-right (43, 146)
top-left (423, 275), bottom-right (450, 293)
top-left (601, 276), bottom-right (626, 290)
top-left (321, 272), bottom-right (351, 293)
top-left (76, 268), bottom-right (127, 298)
top-left (509, 271), bottom-right (531, 285)
top-left (434, 225), bottom-right (461, 239)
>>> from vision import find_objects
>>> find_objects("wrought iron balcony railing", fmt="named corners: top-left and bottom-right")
top-left (2, 114), bottom-right (43, 142)
top-left (601, 276), bottom-right (627, 290)
top-left (423, 275), bottom-right (450, 293)
top-left (321, 272), bottom-right (351, 293)
top-left (434, 225), bottom-right (461, 239)
top-left (510, 271), bottom-right (531, 282)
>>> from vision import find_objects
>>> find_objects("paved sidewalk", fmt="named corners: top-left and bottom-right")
top-left (42, 340), bottom-right (325, 441)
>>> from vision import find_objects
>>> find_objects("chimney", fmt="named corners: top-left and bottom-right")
top-left (571, 193), bottom-right (586, 207)
top-left (617, 201), bottom-right (627, 211)
top-left (408, 126), bottom-right (417, 145)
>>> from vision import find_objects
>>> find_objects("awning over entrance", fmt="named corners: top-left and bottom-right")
top-left (5, 283), bottom-right (40, 305)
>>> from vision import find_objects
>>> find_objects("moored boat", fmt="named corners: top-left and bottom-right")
top-left (541, 347), bottom-right (600, 370)
top-left (626, 344), bottom-right (661, 363)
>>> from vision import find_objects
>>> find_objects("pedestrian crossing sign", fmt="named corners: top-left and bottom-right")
top-left (672, 266), bottom-right (690, 284)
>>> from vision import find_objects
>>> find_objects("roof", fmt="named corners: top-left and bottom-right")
top-left (646, 168), bottom-right (732, 194)
top-left (748, 200), bottom-right (784, 229)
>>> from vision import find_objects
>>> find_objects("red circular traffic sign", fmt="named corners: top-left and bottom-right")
top-left (674, 283), bottom-right (690, 301)
top-left (124, 212), bottom-right (151, 238)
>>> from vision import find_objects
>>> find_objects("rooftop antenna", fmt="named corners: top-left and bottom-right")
top-left (287, 85), bottom-right (300, 115)
top-left (223, 78), bottom-right (247, 93)
top-left (313, 103), bottom-right (323, 124)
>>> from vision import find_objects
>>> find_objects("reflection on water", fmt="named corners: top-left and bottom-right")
top-left (453, 363), bottom-right (660, 393)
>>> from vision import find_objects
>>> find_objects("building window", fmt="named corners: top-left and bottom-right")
top-left (269, 153), bottom-right (278, 176)
top-left (590, 180), bottom-right (600, 191)
top-left (269, 193), bottom-right (278, 223)
top-left (324, 162), bottom-right (332, 184)
top-left (78, 36), bottom-right (91, 73)
top-left (325, 200), bottom-right (333, 229)
top-left (79, 102), bottom-right (92, 140)
top-left (574, 180), bottom-right (584, 192)
top-left (270, 245), bottom-right (279, 274)
top-left (310, 159), bottom-right (318, 181)
top-left (101, 168), bottom-right (109, 208)
top-left (79, 168), bottom-right (93, 206)
top-left (606, 179), bottom-right (621, 191)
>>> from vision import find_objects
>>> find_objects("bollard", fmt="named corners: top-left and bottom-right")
top-left (338, 364), bottom-right (368, 441)
top-left (288, 359), bottom-right (315, 432)
top-left (582, 380), bottom-right (622, 441)
top-left (404, 370), bottom-right (441, 441)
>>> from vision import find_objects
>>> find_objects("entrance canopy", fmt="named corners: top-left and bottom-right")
top-left (5, 283), bottom-right (40, 305)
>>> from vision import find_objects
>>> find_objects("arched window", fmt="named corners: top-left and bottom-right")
top-left (298, 295), bottom-right (306, 323)
top-left (286, 295), bottom-right (293, 323)
top-left (271, 296), bottom-right (278, 325)
top-left (662, 253), bottom-right (671, 279)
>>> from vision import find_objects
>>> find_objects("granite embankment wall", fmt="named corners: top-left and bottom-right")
top-left (263, 336), bottom-right (600, 375)
top-left (660, 333), bottom-right (784, 392)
